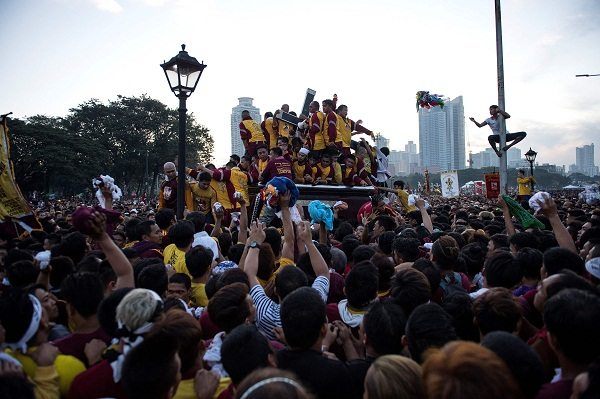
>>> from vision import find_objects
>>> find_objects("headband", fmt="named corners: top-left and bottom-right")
top-left (240, 377), bottom-right (304, 399)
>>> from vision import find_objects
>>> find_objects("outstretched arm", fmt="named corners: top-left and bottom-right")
top-left (298, 221), bottom-right (329, 279)
top-left (498, 195), bottom-right (516, 236)
top-left (469, 117), bottom-right (487, 128)
top-left (244, 221), bottom-right (266, 288)
top-left (89, 211), bottom-right (134, 289)
top-left (538, 196), bottom-right (577, 254)
top-left (280, 192), bottom-right (295, 261)
top-left (415, 198), bottom-right (433, 234)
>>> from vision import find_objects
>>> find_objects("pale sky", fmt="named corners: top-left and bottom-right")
top-left (1, 0), bottom-right (599, 168)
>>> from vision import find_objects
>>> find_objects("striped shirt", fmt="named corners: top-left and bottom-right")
top-left (250, 275), bottom-right (330, 340)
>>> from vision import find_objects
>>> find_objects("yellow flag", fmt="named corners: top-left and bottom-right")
top-left (0, 117), bottom-right (40, 231)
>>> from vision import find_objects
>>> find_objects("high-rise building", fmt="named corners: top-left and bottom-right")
top-left (418, 96), bottom-right (465, 171)
top-left (388, 140), bottom-right (419, 176)
top-left (575, 144), bottom-right (596, 176)
top-left (231, 97), bottom-right (261, 157)
top-left (471, 147), bottom-right (523, 169)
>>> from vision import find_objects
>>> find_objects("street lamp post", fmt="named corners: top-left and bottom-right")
top-left (525, 147), bottom-right (537, 191)
top-left (161, 44), bottom-right (206, 220)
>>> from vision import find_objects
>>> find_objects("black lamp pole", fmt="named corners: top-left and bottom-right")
top-left (161, 45), bottom-right (206, 220)
top-left (525, 147), bottom-right (537, 191)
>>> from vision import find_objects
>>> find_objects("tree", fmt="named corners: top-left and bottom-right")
top-left (10, 94), bottom-right (214, 197)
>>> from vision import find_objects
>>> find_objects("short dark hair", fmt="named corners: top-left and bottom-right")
top-left (363, 301), bottom-right (406, 355)
top-left (481, 331), bottom-right (545, 399)
top-left (221, 325), bottom-right (272, 385)
top-left (394, 180), bottom-right (405, 189)
top-left (509, 232), bottom-right (539, 251)
top-left (515, 247), bottom-right (543, 280)
top-left (441, 292), bottom-right (479, 342)
top-left (322, 99), bottom-right (334, 108)
top-left (137, 263), bottom-right (168, 297)
top-left (345, 261), bottom-right (379, 308)
top-left (390, 267), bottom-right (431, 317)
top-left (377, 231), bottom-right (396, 256)
top-left (544, 289), bottom-right (600, 364)
top-left (185, 212), bottom-right (206, 233)
top-left (124, 218), bottom-right (143, 242)
top-left (281, 287), bottom-right (326, 350)
top-left (207, 282), bottom-right (250, 333)
top-left (270, 147), bottom-right (283, 157)
top-left (264, 228), bottom-right (282, 258)
top-left (0, 289), bottom-right (37, 344)
top-left (484, 251), bottom-right (522, 289)
top-left (198, 171), bottom-right (212, 182)
top-left (374, 215), bottom-right (396, 232)
top-left (543, 247), bottom-right (585, 276)
top-left (392, 237), bottom-right (421, 262)
top-left (473, 288), bottom-right (521, 336)
top-left (169, 273), bottom-right (191, 290)
top-left (61, 272), bottom-right (105, 318)
top-left (371, 253), bottom-right (395, 293)
top-left (352, 245), bottom-right (376, 264)
top-left (168, 221), bottom-right (195, 249)
top-left (6, 260), bottom-right (38, 288)
top-left (185, 246), bottom-right (214, 279)
top-left (121, 334), bottom-right (180, 399)
top-left (137, 220), bottom-right (157, 239)
top-left (155, 208), bottom-right (175, 230)
top-left (406, 303), bottom-right (457, 364)
top-left (489, 233), bottom-right (509, 250)
top-left (275, 266), bottom-right (308, 300)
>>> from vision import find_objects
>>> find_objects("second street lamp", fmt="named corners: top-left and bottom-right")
top-left (161, 44), bottom-right (207, 220)
top-left (524, 147), bottom-right (537, 191)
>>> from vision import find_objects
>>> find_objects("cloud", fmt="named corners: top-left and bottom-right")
top-left (91, 0), bottom-right (123, 13)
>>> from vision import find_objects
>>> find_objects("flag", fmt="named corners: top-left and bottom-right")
top-left (440, 170), bottom-right (459, 198)
top-left (0, 116), bottom-right (41, 237)
top-left (485, 173), bottom-right (500, 200)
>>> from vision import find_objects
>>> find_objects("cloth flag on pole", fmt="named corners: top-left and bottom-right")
top-left (0, 116), bottom-right (41, 237)
top-left (485, 173), bottom-right (500, 200)
top-left (440, 170), bottom-right (459, 198)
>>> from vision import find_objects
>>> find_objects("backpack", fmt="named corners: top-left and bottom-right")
top-left (439, 271), bottom-right (467, 300)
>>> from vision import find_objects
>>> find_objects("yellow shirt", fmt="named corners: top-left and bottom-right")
top-left (190, 182), bottom-right (217, 215)
top-left (337, 115), bottom-right (353, 148)
top-left (517, 176), bottom-right (534, 196)
top-left (173, 376), bottom-right (232, 399)
top-left (396, 189), bottom-right (417, 212)
top-left (242, 119), bottom-right (265, 143)
top-left (164, 244), bottom-right (190, 276)
top-left (264, 117), bottom-right (278, 149)
top-left (310, 111), bottom-right (326, 151)
top-left (211, 179), bottom-right (233, 210)
top-left (7, 348), bottom-right (86, 397)
top-left (191, 282), bottom-right (208, 307)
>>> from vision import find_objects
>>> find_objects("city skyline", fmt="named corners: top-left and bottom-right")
top-left (418, 96), bottom-right (466, 171)
top-left (1, 1), bottom-right (598, 169)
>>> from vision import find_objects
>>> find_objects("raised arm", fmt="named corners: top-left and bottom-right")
top-left (498, 195), bottom-right (516, 236)
top-left (279, 192), bottom-right (295, 261)
top-left (538, 196), bottom-right (577, 254)
top-left (298, 221), bottom-right (329, 279)
top-left (244, 221), bottom-right (266, 288)
top-left (415, 198), bottom-right (433, 234)
top-left (237, 195), bottom-right (249, 244)
top-left (89, 211), bottom-right (134, 289)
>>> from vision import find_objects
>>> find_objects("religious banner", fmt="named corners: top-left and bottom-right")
top-left (474, 181), bottom-right (484, 195)
top-left (440, 170), bottom-right (459, 198)
top-left (485, 173), bottom-right (500, 199)
top-left (0, 116), bottom-right (41, 235)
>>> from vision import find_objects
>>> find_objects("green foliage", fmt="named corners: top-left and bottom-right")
top-left (9, 95), bottom-right (213, 196)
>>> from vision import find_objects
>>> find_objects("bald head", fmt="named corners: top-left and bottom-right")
top-left (164, 162), bottom-right (177, 179)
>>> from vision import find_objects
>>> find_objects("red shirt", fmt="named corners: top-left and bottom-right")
top-left (260, 157), bottom-right (293, 182)
top-left (53, 327), bottom-right (111, 367)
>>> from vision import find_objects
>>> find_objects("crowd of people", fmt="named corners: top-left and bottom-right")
top-left (1, 99), bottom-right (600, 399)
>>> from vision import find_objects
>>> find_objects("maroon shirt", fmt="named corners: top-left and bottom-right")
top-left (260, 156), bottom-right (293, 182)
top-left (53, 327), bottom-right (111, 367)
top-left (160, 178), bottom-right (179, 210)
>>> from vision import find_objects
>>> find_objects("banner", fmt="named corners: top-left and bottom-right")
top-left (474, 181), bottom-right (483, 195)
top-left (0, 117), bottom-right (41, 236)
top-left (440, 170), bottom-right (459, 198)
top-left (485, 173), bottom-right (500, 199)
